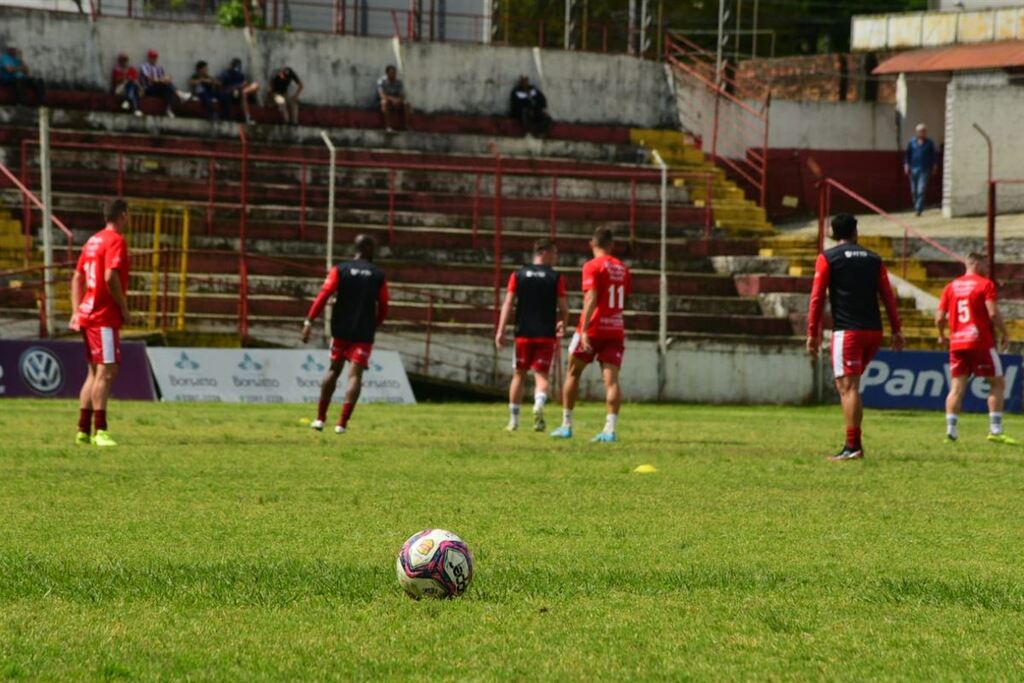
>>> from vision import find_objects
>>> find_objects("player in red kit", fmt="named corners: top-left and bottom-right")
top-left (71, 199), bottom-right (132, 447)
top-left (936, 252), bottom-right (1015, 444)
top-left (807, 213), bottom-right (903, 461)
top-left (302, 235), bottom-right (389, 435)
top-left (495, 239), bottom-right (570, 432)
top-left (551, 227), bottom-right (631, 443)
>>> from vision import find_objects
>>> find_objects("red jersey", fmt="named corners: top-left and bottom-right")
top-left (939, 273), bottom-right (997, 351)
top-left (111, 65), bottom-right (139, 87)
top-left (578, 254), bottom-right (631, 340)
top-left (76, 227), bottom-right (130, 328)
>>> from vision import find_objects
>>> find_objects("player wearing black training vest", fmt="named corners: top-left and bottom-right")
top-left (806, 213), bottom-right (903, 461)
top-left (302, 234), bottom-right (389, 435)
top-left (495, 239), bottom-right (569, 432)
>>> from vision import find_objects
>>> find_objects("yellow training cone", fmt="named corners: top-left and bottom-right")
top-left (298, 417), bottom-right (311, 426)
top-left (633, 464), bottom-right (657, 474)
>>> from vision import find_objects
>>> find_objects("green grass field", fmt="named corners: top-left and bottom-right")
top-left (2, 399), bottom-right (1024, 681)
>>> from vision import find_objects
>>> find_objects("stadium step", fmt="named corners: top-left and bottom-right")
top-left (630, 129), bottom-right (774, 237)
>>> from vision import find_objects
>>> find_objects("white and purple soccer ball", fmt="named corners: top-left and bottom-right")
top-left (395, 528), bottom-right (474, 599)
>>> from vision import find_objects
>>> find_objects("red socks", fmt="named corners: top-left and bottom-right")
top-left (78, 408), bottom-right (93, 433)
top-left (317, 396), bottom-right (330, 422)
top-left (846, 427), bottom-right (861, 449)
top-left (339, 402), bottom-right (355, 428)
top-left (94, 410), bottom-right (108, 432)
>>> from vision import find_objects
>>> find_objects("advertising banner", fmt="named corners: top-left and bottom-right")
top-left (860, 350), bottom-right (1022, 413)
top-left (0, 339), bottom-right (156, 400)
top-left (146, 347), bottom-right (416, 404)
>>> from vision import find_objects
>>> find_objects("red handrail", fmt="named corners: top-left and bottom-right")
top-left (817, 177), bottom-right (965, 281)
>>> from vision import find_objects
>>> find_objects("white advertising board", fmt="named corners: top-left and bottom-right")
top-left (147, 347), bottom-right (415, 404)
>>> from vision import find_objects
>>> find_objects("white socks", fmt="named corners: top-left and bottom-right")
top-left (990, 412), bottom-right (1004, 436)
top-left (562, 409), bottom-right (573, 428)
top-left (604, 413), bottom-right (618, 434)
top-left (533, 392), bottom-right (548, 414)
top-left (946, 414), bottom-right (958, 439)
top-left (509, 404), bottom-right (520, 428)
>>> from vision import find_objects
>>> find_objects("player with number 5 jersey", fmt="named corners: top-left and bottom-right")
top-left (936, 252), bottom-right (1015, 444)
top-left (551, 227), bottom-right (631, 443)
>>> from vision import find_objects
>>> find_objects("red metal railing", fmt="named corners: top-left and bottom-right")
top-left (0, 162), bottom-right (74, 266)
top-left (665, 32), bottom-right (771, 208)
top-left (18, 132), bottom-right (715, 339)
top-left (817, 177), bottom-right (965, 279)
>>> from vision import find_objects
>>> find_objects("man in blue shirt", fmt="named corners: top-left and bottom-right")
top-left (905, 123), bottom-right (938, 216)
top-left (218, 58), bottom-right (259, 125)
top-left (1, 47), bottom-right (45, 106)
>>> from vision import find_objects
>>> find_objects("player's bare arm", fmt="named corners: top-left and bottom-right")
top-left (495, 290), bottom-right (515, 348)
top-left (105, 267), bottom-right (131, 326)
top-left (987, 299), bottom-right (1010, 352)
top-left (556, 295), bottom-right (569, 338)
top-left (935, 307), bottom-right (949, 346)
top-left (70, 269), bottom-right (84, 331)
top-left (578, 289), bottom-right (597, 351)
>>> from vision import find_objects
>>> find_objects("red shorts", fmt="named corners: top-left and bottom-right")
top-left (950, 347), bottom-right (1002, 378)
top-left (514, 337), bottom-right (556, 373)
top-left (569, 332), bottom-right (625, 368)
top-left (82, 326), bottom-right (121, 365)
top-left (830, 329), bottom-right (882, 378)
top-left (330, 338), bottom-right (373, 368)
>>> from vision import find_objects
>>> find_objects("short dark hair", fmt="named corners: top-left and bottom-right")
top-left (105, 199), bottom-right (128, 223)
top-left (967, 252), bottom-right (985, 264)
top-left (533, 238), bottom-right (555, 254)
top-left (831, 213), bottom-right (858, 240)
top-left (385, 64), bottom-right (396, 73)
top-left (593, 227), bottom-right (614, 249)
top-left (355, 234), bottom-right (376, 260)
top-left (195, 60), bottom-right (207, 71)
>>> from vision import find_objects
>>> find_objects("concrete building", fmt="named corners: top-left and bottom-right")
top-left (851, 4), bottom-right (1024, 217)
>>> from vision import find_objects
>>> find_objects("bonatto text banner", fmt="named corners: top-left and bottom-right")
top-left (146, 347), bottom-right (415, 404)
top-left (0, 339), bottom-right (156, 400)
top-left (860, 350), bottom-right (1021, 413)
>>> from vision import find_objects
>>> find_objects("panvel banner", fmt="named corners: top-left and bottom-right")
top-left (146, 347), bottom-right (416, 404)
top-left (860, 350), bottom-right (1022, 413)
top-left (0, 339), bottom-right (157, 400)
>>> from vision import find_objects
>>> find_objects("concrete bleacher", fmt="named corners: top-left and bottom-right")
top-left (0, 100), bottom-right (803, 370)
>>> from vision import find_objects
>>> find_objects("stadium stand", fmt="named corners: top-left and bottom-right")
top-left (0, 96), bottom-right (805, 378)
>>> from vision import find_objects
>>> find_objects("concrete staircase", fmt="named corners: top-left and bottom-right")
top-left (630, 128), bottom-right (774, 237)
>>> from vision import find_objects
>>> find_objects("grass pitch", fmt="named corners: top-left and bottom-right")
top-left (2, 399), bottom-right (1024, 681)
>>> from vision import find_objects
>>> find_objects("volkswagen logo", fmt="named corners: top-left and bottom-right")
top-left (19, 347), bottom-right (65, 396)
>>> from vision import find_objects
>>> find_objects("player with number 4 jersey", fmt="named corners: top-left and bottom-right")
top-left (936, 252), bottom-right (1015, 444)
top-left (551, 227), bottom-right (631, 443)
top-left (70, 199), bottom-right (132, 447)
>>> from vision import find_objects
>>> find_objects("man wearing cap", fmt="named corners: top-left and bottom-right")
top-left (139, 49), bottom-right (179, 117)
top-left (110, 53), bottom-right (142, 117)
top-left (904, 123), bottom-right (938, 217)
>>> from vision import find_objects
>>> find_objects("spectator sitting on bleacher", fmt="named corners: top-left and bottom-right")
top-left (110, 53), bottom-right (142, 117)
top-left (140, 49), bottom-right (178, 118)
top-left (377, 65), bottom-right (411, 133)
top-left (219, 58), bottom-right (259, 125)
top-left (1, 47), bottom-right (45, 106)
top-left (189, 61), bottom-right (227, 122)
top-left (510, 75), bottom-right (550, 137)
top-left (270, 66), bottom-right (302, 125)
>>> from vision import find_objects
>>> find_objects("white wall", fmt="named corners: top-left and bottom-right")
top-left (376, 330), bottom-right (818, 403)
top-left (0, 7), bottom-right (676, 127)
top-left (675, 72), bottom-right (899, 153)
top-left (897, 73), bottom-right (948, 147)
top-left (768, 100), bottom-right (898, 151)
top-left (944, 71), bottom-right (1024, 217)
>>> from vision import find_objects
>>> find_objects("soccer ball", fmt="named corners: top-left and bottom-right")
top-left (395, 528), bottom-right (474, 599)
